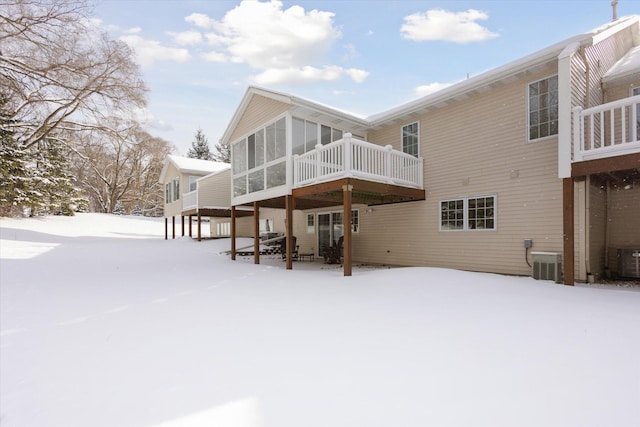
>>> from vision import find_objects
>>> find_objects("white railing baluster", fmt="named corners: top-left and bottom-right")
top-left (575, 95), bottom-right (640, 161)
top-left (633, 102), bottom-right (638, 142)
top-left (621, 106), bottom-right (626, 143)
top-left (293, 134), bottom-right (423, 188)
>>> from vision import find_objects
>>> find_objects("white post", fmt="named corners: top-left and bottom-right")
top-left (344, 133), bottom-right (352, 175)
top-left (632, 103), bottom-right (638, 143)
top-left (314, 144), bottom-right (322, 183)
top-left (384, 145), bottom-right (393, 183)
top-left (293, 154), bottom-right (299, 186)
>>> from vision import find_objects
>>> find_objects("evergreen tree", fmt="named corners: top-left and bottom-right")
top-left (0, 96), bottom-right (40, 216)
top-left (212, 141), bottom-right (231, 163)
top-left (186, 128), bottom-right (213, 160)
top-left (31, 140), bottom-right (85, 216)
top-left (112, 200), bottom-right (126, 215)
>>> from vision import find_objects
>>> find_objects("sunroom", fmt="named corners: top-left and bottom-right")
top-left (226, 88), bottom-right (425, 275)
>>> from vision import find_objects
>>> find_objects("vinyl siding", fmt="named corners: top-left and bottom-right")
top-left (197, 170), bottom-right (231, 208)
top-left (359, 67), bottom-right (563, 276)
top-left (229, 95), bottom-right (290, 143)
top-left (608, 184), bottom-right (640, 276)
top-left (162, 162), bottom-right (182, 218)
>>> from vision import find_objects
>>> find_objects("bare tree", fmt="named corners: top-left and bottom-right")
top-left (0, 0), bottom-right (147, 148)
top-left (70, 124), bottom-right (173, 214)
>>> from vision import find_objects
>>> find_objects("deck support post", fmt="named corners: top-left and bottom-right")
top-left (197, 212), bottom-right (202, 242)
top-left (254, 202), bottom-right (260, 264)
top-left (231, 206), bottom-right (237, 260)
top-left (563, 178), bottom-right (575, 285)
top-left (188, 215), bottom-right (192, 237)
top-left (164, 217), bottom-right (168, 240)
top-left (343, 184), bottom-right (353, 277)
top-left (285, 195), bottom-right (293, 270)
top-left (181, 216), bottom-right (185, 237)
top-left (172, 216), bottom-right (175, 239)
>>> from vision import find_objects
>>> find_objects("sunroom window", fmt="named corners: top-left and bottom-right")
top-left (232, 117), bottom-right (286, 197)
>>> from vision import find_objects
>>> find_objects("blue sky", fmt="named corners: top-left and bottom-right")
top-left (93, 0), bottom-right (638, 155)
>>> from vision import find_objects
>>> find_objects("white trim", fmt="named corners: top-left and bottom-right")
top-left (558, 46), bottom-right (574, 178)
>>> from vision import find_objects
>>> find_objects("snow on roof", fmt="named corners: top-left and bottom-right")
top-left (159, 155), bottom-right (230, 183)
top-left (603, 44), bottom-right (640, 83)
top-left (168, 155), bottom-right (229, 174)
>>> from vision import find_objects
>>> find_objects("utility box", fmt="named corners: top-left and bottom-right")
top-left (617, 248), bottom-right (640, 279)
top-left (531, 252), bottom-right (562, 283)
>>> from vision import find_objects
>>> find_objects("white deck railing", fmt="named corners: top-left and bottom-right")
top-left (573, 94), bottom-right (640, 162)
top-left (293, 133), bottom-right (423, 189)
top-left (182, 190), bottom-right (197, 211)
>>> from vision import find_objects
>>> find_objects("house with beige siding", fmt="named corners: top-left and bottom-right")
top-left (158, 155), bottom-right (232, 240)
top-left (213, 15), bottom-right (639, 284)
top-left (159, 16), bottom-right (638, 283)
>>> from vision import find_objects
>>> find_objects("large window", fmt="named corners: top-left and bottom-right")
top-left (293, 117), bottom-right (346, 155)
top-left (232, 117), bottom-right (286, 197)
top-left (528, 75), bottom-right (558, 141)
top-left (189, 176), bottom-right (198, 192)
top-left (402, 122), bottom-right (419, 157)
top-left (165, 177), bottom-right (180, 203)
top-left (440, 196), bottom-right (496, 231)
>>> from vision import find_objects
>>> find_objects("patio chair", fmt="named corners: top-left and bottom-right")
top-left (323, 235), bottom-right (343, 265)
top-left (280, 236), bottom-right (299, 261)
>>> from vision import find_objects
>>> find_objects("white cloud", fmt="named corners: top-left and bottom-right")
top-left (414, 82), bottom-right (454, 97)
top-left (401, 9), bottom-right (498, 43)
top-left (250, 65), bottom-right (369, 85)
top-left (183, 0), bottom-right (367, 84)
top-left (124, 26), bottom-right (142, 35)
top-left (167, 30), bottom-right (203, 46)
top-left (185, 12), bottom-right (216, 29)
top-left (119, 35), bottom-right (191, 67)
top-left (202, 50), bottom-right (229, 63)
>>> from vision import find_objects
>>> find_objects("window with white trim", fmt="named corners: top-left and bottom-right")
top-left (232, 117), bottom-right (286, 197)
top-left (306, 213), bottom-right (315, 233)
top-left (189, 176), bottom-right (198, 192)
top-left (165, 177), bottom-right (180, 203)
top-left (528, 75), bottom-right (558, 141)
top-left (440, 196), bottom-right (496, 231)
top-left (402, 122), bottom-right (419, 157)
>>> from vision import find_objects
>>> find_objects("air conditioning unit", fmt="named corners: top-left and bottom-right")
top-left (531, 252), bottom-right (562, 283)
top-left (617, 248), bottom-right (640, 279)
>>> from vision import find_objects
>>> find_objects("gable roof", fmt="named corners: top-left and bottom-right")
top-left (158, 155), bottom-right (230, 183)
top-left (221, 16), bottom-right (639, 140)
top-left (220, 86), bottom-right (370, 145)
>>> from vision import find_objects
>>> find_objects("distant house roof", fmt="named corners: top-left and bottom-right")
top-left (158, 155), bottom-right (230, 183)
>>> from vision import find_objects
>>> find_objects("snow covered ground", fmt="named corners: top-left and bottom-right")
top-left (1, 213), bottom-right (639, 427)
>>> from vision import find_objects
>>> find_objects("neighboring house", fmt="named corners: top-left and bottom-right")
top-left (160, 17), bottom-right (639, 283)
top-left (158, 155), bottom-right (231, 240)
top-left (215, 16), bottom-right (639, 283)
